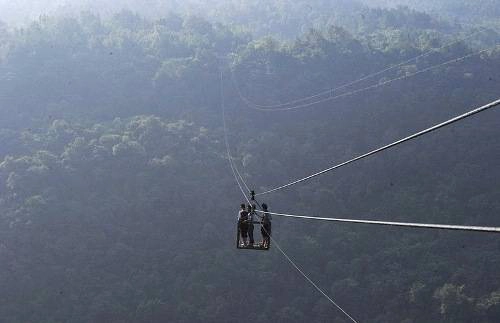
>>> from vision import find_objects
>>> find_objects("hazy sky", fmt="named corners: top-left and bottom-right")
top-left (0, 0), bottom-right (176, 25)
top-left (1, 0), bottom-right (498, 27)
top-left (0, 0), bottom-right (390, 25)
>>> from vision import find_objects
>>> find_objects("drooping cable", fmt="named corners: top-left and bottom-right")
top-left (266, 228), bottom-right (359, 323)
top-left (221, 70), bottom-right (251, 202)
top-left (221, 70), bottom-right (359, 322)
top-left (233, 159), bottom-right (252, 194)
top-left (221, 69), bottom-right (253, 196)
top-left (256, 98), bottom-right (500, 196)
top-left (232, 29), bottom-right (486, 110)
top-left (239, 45), bottom-right (498, 112)
top-left (255, 210), bottom-right (500, 233)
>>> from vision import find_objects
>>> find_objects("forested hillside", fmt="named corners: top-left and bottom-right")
top-left (4, 0), bottom-right (499, 37)
top-left (0, 3), bottom-right (499, 323)
top-left (361, 0), bottom-right (500, 22)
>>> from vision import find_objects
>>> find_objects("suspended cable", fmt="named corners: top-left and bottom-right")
top-left (256, 98), bottom-right (500, 196)
top-left (221, 70), bottom-right (359, 322)
top-left (267, 230), bottom-right (359, 323)
top-left (239, 45), bottom-right (498, 111)
top-left (253, 199), bottom-right (358, 321)
top-left (221, 70), bottom-right (251, 202)
top-left (229, 151), bottom-right (250, 203)
top-left (255, 210), bottom-right (500, 233)
top-left (232, 29), bottom-right (487, 109)
top-left (221, 69), bottom-right (253, 196)
top-left (233, 158), bottom-right (251, 194)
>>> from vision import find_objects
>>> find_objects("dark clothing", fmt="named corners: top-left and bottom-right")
top-left (261, 211), bottom-right (272, 247)
top-left (238, 210), bottom-right (249, 240)
top-left (238, 210), bottom-right (248, 222)
top-left (247, 210), bottom-right (256, 245)
top-left (248, 222), bottom-right (254, 244)
top-left (262, 211), bottom-right (272, 225)
top-left (240, 222), bottom-right (248, 238)
top-left (261, 223), bottom-right (271, 238)
top-left (261, 212), bottom-right (272, 235)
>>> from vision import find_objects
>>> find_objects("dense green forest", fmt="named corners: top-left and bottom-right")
top-left (2, 0), bottom-right (500, 36)
top-left (362, 0), bottom-right (500, 22)
top-left (0, 1), bottom-right (499, 322)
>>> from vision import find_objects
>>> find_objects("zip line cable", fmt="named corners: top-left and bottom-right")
top-left (221, 71), bottom-right (359, 323)
top-left (255, 210), bottom-right (500, 233)
top-left (233, 159), bottom-right (252, 194)
top-left (232, 29), bottom-right (486, 109)
top-left (219, 68), bottom-right (253, 194)
top-left (221, 71), bottom-right (251, 201)
top-left (253, 196), bottom-right (361, 321)
top-left (237, 45), bottom-right (499, 112)
top-left (266, 231), bottom-right (359, 323)
top-left (222, 42), bottom-right (499, 319)
top-left (256, 98), bottom-right (500, 196)
top-left (229, 147), bottom-right (250, 202)
top-left (252, 203), bottom-right (359, 322)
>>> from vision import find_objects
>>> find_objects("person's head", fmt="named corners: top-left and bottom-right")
top-left (262, 203), bottom-right (268, 210)
top-left (247, 204), bottom-right (252, 211)
top-left (240, 203), bottom-right (246, 210)
top-left (251, 204), bottom-right (256, 211)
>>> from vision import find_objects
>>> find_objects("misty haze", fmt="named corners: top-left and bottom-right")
top-left (0, 1), bottom-right (499, 322)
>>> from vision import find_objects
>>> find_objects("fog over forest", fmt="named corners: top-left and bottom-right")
top-left (2, 0), bottom-right (500, 28)
top-left (0, 1), bottom-right (499, 322)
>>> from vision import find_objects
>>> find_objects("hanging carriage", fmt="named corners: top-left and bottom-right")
top-left (236, 221), bottom-right (271, 251)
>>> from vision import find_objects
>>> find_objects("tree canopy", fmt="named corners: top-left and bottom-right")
top-left (0, 3), bottom-right (499, 322)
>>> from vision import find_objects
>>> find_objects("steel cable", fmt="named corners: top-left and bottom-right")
top-left (232, 29), bottom-right (486, 110)
top-left (256, 98), bottom-right (500, 196)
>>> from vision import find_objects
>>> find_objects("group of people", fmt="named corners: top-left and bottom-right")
top-left (237, 203), bottom-right (272, 248)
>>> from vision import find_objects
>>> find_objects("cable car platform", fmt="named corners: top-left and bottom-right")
top-left (237, 243), bottom-right (270, 251)
top-left (236, 223), bottom-right (270, 251)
